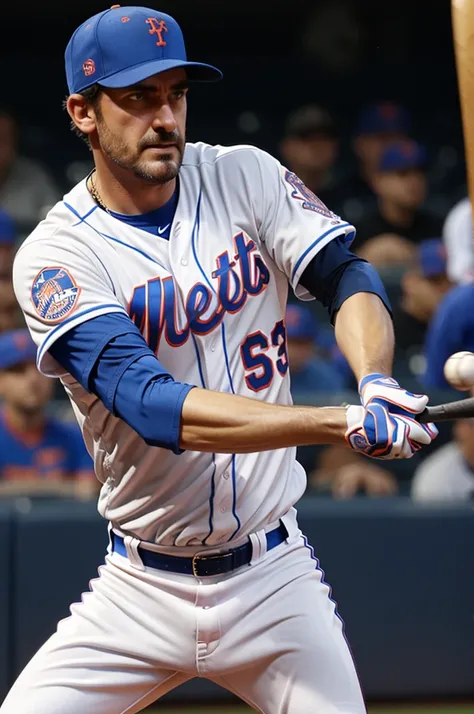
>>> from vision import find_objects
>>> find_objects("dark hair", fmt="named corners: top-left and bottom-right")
top-left (63, 84), bottom-right (102, 148)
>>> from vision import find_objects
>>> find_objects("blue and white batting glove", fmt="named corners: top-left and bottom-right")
top-left (358, 373), bottom-right (438, 444)
top-left (345, 404), bottom-right (437, 460)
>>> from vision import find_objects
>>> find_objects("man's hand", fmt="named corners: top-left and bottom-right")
top-left (331, 462), bottom-right (398, 499)
top-left (359, 372), bottom-right (438, 440)
top-left (345, 404), bottom-right (437, 459)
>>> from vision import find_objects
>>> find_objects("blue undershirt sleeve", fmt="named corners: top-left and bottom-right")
top-left (48, 313), bottom-right (195, 453)
top-left (299, 236), bottom-right (391, 322)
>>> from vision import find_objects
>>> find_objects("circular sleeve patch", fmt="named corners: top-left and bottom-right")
top-left (284, 170), bottom-right (338, 219)
top-left (31, 267), bottom-right (81, 323)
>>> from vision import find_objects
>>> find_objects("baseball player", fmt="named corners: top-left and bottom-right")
top-left (3, 6), bottom-right (437, 714)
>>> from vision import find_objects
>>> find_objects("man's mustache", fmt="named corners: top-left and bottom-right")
top-left (139, 130), bottom-right (182, 149)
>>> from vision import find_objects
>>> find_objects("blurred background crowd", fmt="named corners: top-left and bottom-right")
top-left (0, 0), bottom-right (472, 506)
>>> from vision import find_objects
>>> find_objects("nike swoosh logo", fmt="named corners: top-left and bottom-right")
top-left (157, 223), bottom-right (171, 235)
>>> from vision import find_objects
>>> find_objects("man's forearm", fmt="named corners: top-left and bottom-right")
top-left (180, 388), bottom-right (347, 453)
top-left (334, 292), bottom-right (394, 382)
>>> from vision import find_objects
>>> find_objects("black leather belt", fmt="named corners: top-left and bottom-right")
top-left (111, 522), bottom-right (288, 577)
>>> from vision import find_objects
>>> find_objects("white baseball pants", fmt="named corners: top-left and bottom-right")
top-left (0, 525), bottom-right (366, 714)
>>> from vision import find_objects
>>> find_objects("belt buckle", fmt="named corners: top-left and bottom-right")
top-left (192, 551), bottom-right (233, 577)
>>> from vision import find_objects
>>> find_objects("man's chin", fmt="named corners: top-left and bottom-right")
top-left (133, 159), bottom-right (181, 184)
top-left (18, 404), bottom-right (44, 417)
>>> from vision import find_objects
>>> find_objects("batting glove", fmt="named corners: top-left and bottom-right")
top-left (345, 404), bottom-right (438, 460)
top-left (359, 373), bottom-right (438, 443)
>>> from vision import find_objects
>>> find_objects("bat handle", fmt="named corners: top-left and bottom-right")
top-left (417, 397), bottom-right (474, 423)
top-left (417, 406), bottom-right (437, 424)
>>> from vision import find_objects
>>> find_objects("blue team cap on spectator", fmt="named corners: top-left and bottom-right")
top-left (355, 102), bottom-right (411, 135)
top-left (0, 210), bottom-right (16, 245)
top-left (419, 239), bottom-right (447, 278)
top-left (286, 305), bottom-right (318, 340)
top-left (379, 140), bottom-right (426, 172)
top-left (65, 6), bottom-right (222, 94)
top-left (0, 330), bottom-right (37, 370)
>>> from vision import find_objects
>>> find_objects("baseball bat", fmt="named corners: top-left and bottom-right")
top-left (417, 396), bottom-right (474, 423)
top-left (452, 0), bottom-right (474, 232)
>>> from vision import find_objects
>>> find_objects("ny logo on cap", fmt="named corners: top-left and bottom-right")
top-left (146, 17), bottom-right (168, 47)
top-left (83, 59), bottom-right (96, 77)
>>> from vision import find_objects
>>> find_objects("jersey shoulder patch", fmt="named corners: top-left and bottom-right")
top-left (31, 266), bottom-right (81, 323)
top-left (284, 170), bottom-right (337, 219)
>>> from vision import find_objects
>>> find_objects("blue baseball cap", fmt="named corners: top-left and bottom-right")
top-left (419, 239), bottom-right (447, 278)
top-left (379, 140), bottom-right (426, 172)
top-left (0, 210), bottom-right (16, 246)
top-left (285, 305), bottom-right (318, 341)
top-left (65, 5), bottom-right (222, 95)
top-left (355, 102), bottom-right (411, 136)
top-left (0, 330), bottom-right (37, 370)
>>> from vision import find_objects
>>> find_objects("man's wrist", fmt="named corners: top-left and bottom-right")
top-left (358, 373), bottom-right (397, 394)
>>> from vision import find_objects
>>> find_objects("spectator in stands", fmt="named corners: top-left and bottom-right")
top-left (423, 282), bottom-right (474, 389)
top-left (0, 329), bottom-right (96, 499)
top-left (0, 280), bottom-right (20, 332)
top-left (279, 105), bottom-right (347, 215)
top-left (348, 102), bottom-right (411, 218)
top-left (392, 238), bottom-right (453, 355)
top-left (442, 196), bottom-right (474, 285)
top-left (353, 140), bottom-right (443, 266)
top-left (0, 209), bottom-right (16, 278)
top-left (286, 304), bottom-right (347, 393)
top-left (411, 417), bottom-right (474, 502)
top-left (309, 447), bottom-right (398, 499)
top-left (0, 109), bottom-right (60, 236)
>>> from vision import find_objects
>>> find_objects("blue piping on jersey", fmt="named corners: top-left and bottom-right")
top-left (228, 455), bottom-right (241, 540)
top-left (190, 190), bottom-right (240, 539)
top-left (37, 304), bottom-right (125, 368)
top-left (62, 203), bottom-right (117, 292)
top-left (191, 333), bottom-right (217, 544)
top-left (72, 205), bottom-right (98, 226)
top-left (221, 323), bottom-right (241, 541)
top-left (63, 202), bottom-right (168, 272)
top-left (291, 223), bottom-right (353, 283)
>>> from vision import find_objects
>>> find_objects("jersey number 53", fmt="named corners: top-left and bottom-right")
top-left (240, 319), bottom-right (288, 392)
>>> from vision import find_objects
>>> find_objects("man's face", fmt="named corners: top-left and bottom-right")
top-left (0, 115), bottom-right (17, 174)
top-left (0, 245), bottom-right (14, 279)
top-left (375, 168), bottom-right (426, 208)
top-left (287, 337), bottom-right (314, 373)
top-left (354, 132), bottom-right (406, 173)
top-left (281, 134), bottom-right (339, 175)
top-left (0, 360), bottom-right (53, 414)
top-left (91, 68), bottom-right (188, 184)
top-left (454, 420), bottom-right (474, 466)
top-left (0, 280), bottom-right (19, 331)
top-left (401, 270), bottom-right (449, 323)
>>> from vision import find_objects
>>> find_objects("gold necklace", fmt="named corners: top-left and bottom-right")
top-left (88, 170), bottom-right (110, 213)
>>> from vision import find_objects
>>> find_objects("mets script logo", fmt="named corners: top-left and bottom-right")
top-left (82, 59), bottom-right (96, 77)
top-left (146, 17), bottom-right (168, 46)
top-left (285, 170), bottom-right (338, 219)
top-left (128, 232), bottom-right (270, 352)
top-left (31, 267), bottom-right (81, 323)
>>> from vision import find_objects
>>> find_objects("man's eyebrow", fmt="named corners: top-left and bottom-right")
top-left (171, 80), bottom-right (190, 90)
top-left (126, 80), bottom-right (190, 92)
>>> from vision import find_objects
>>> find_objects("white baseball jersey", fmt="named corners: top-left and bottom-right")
top-left (13, 141), bottom-right (355, 548)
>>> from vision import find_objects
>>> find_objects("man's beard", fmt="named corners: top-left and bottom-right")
top-left (95, 114), bottom-right (185, 184)
top-left (15, 403), bottom-right (45, 419)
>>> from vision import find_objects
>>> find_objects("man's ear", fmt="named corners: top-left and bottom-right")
top-left (66, 94), bottom-right (98, 137)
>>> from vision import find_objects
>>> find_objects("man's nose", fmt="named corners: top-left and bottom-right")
top-left (151, 104), bottom-right (178, 134)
